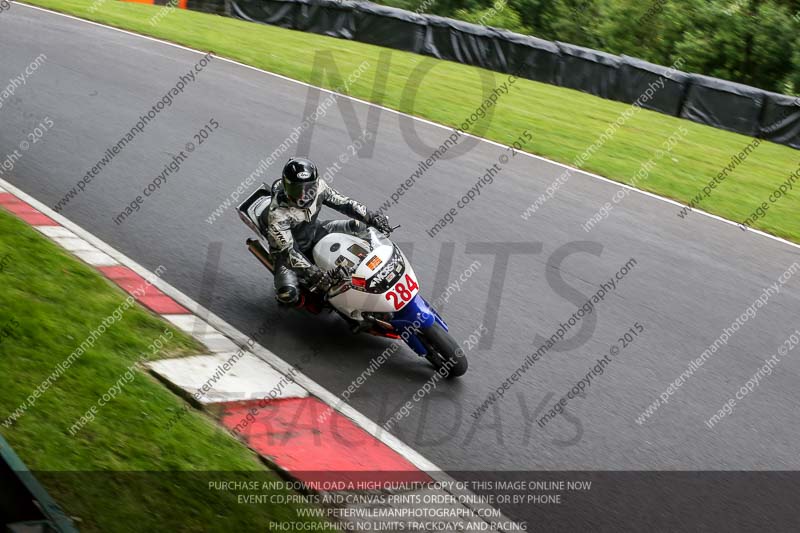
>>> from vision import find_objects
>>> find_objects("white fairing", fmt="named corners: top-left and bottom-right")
top-left (312, 230), bottom-right (420, 318)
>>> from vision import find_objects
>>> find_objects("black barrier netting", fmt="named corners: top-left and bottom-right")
top-left (424, 16), bottom-right (508, 73)
top-left (494, 29), bottom-right (561, 84)
top-left (354, 2), bottom-right (427, 52)
top-left (229, 0), bottom-right (299, 28)
top-left (555, 42), bottom-right (620, 100)
top-left (222, 0), bottom-right (798, 149)
top-left (617, 55), bottom-right (690, 116)
top-left (760, 91), bottom-right (800, 149)
top-left (681, 74), bottom-right (766, 137)
top-left (186, 0), bottom-right (228, 15)
top-left (296, 0), bottom-right (358, 39)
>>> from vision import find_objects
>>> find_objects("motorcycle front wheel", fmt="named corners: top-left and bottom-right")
top-left (421, 321), bottom-right (468, 378)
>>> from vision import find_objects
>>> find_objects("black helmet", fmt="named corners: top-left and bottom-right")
top-left (282, 157), bottom-right (319, 208)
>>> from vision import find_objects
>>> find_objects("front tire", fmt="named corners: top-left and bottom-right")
top-left (421, 321), bottom-right (468, 378)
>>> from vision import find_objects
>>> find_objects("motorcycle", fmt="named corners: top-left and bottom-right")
top-left (237, 182), bottom-right (468, 378)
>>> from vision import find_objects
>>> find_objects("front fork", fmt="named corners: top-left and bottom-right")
top-left (389, 295), bottom-right (447, 356)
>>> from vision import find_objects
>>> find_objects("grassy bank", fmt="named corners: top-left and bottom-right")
top-left (16, 0), bottom-right (800, 243)
top-left (0, 209), bottom-right (336, 531)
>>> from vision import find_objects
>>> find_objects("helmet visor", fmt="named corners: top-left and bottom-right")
top-left (285, 181), bottom-right (317, 207)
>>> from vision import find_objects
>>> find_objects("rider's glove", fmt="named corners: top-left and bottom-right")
top-left (366, 211), bottom-right (392, 234)
top-left (306, 266), bottom-right (332, 291)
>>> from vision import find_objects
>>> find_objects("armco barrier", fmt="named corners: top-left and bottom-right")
top-left (192, 0), bottom-right (800, 148)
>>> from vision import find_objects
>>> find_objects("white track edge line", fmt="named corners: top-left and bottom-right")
top-left (14, 1), bottom-right (800, 254)
top-left (0, 177), bottom-right (436, 471)
top-left (0, 177), bottom-right (518, 531)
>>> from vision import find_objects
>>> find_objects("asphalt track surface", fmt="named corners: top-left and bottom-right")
top-left (3, 4), bottom-right (800, 529)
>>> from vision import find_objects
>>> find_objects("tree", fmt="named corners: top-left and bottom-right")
top-left (541, 0), bottom-right (606, 49)
top-left (655, 0), bottom-right (796, 92)
top-left (595, 0), bottom-right (668, 62)
top-left (373, 0), bottom-right (800, 93)
top-left (455, 1), bottom-right (530, 33)
top-left (507, 0), bottom-right (558, 37)
top-left (748, 1), bottom-right (797, 92)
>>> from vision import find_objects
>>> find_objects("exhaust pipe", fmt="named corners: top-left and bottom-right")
top-left (247, 238), bottom-right (274, 273)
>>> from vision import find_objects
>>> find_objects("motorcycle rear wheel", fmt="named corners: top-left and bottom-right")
top-left (422, 321), bottom-right (468, 378)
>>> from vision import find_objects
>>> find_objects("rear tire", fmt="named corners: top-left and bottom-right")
top-left (422, 321), bottom-right (468, 378)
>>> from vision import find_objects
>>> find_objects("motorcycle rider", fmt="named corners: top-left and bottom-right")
top-left (264, 157), bottom-right (392, 307)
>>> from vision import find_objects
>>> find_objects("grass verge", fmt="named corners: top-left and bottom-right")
top-left (13, 0), bottom-right (800, 244)
top-left (0, 209), bottom-right (336, 532)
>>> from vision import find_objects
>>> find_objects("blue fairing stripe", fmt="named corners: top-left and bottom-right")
top-left (390, 296), bottom-right (446, 355)
top-left (392, 295), bottom-right (435, 330)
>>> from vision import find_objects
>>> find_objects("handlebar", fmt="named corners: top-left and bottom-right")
top-left (308, 265), bottom-right (350, 294)
top-left (329, 265), bottom-right (350, 284)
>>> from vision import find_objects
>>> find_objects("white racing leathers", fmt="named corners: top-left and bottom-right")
top-left (263, 179), bottom-right (371, 304)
